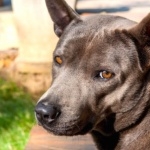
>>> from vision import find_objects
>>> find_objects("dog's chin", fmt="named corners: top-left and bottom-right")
top-left (41, 121), bottom-right (93, 136)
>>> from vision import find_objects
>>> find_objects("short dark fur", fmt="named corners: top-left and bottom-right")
top-left (35, 0), bottom-right (150, 149)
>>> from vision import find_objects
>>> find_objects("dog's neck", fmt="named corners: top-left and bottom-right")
top-left (93, 76), bottom-right (150, 149)
top-left (116, 108), bottom-right (150, 149)
top-left (114, 74), bottom-right (150, 132)
top-left (93, 74), bottom-right (150, 136)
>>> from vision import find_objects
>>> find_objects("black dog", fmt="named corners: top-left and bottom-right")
top-left (35, 0), bottom-right (150, 149)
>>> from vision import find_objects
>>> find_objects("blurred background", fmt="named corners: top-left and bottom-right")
top-left (0, 0), bottom-right (149, 150)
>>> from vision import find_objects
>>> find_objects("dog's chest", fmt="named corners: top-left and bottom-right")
top-left (116, 114), bottom-right (150, 150)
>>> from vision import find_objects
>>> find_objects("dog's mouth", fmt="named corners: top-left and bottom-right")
top-left (39, 119), bottom-right (94, 136)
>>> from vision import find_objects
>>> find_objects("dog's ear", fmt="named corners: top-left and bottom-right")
top-left (129, 13), bottom-right (150, 70)
top-left (45, 0), bottom-right (80, 37)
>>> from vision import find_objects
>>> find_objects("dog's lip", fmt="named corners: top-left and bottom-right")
top-left (37, 113), bottom-right (96, 136)
top-left (41, 120), bottom-right (94, 136)
top-left (41, 122), bottom-right (78, 136)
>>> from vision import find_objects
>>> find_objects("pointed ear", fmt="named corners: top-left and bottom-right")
top-left (129, 13), bottom-right (150, 44)
top-left (45, 0), bottom-right (80, 37)
top-left (129, 13), bottom-right (150, 69)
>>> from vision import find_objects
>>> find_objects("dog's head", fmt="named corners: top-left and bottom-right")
top-left (35, 0), bottom-right (150, 136)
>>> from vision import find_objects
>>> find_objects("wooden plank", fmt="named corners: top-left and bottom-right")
top-left (25, 125), bottom-right (97, 150)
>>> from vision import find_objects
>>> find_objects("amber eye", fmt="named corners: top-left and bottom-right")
top-left (99, 71), bottom-right (113, 79)
top-left (55, 56), bottom-right (63, 65)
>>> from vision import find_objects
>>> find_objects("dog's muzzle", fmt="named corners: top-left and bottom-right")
top-left (35, 100), bottom-right (94, 136)
top-left (35, 101), bottom-right (61, 125)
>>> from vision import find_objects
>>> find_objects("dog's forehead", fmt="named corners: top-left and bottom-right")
top-left (56, 15), bottom-right (136, 53)
top-left (82, 15), bottom-right (136, 30)
top-left (54, 15), bottom-right (138, 70)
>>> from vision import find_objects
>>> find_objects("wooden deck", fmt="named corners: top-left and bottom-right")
top-left (25, 125), bottom-right (97, 150)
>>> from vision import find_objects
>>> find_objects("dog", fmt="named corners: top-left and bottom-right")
top-left (35, 0), bottom-right (150, 149)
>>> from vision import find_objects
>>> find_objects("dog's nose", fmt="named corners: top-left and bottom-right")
top-left (35, 102), bottom-right (60, 124)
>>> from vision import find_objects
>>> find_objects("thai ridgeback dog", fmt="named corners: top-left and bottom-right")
top-left (35, 0), bottom-right (150, 149)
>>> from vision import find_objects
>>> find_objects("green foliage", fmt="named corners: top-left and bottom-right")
top-left (0, 78), bottom-right (35, 150)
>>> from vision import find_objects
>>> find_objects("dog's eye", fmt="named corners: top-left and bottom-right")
top-left (96, 71), bottom-right (114, 79)
top-left (100, 71), bottom-right (113, 79)
top-left (55, 56), bottom-right (63, 65)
